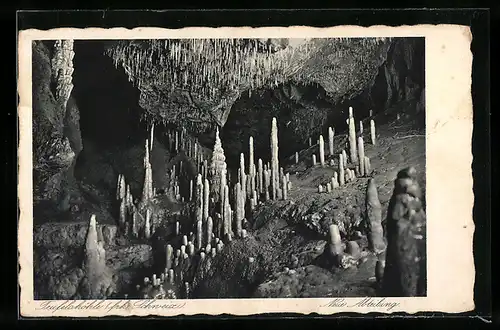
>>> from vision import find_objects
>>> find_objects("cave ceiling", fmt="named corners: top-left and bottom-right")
top-left (104, 37), bottom-right (393, 134)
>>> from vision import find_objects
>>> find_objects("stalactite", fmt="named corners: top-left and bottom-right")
top-left (319, 135), bottom-right (325, 166)
top-left (270, 117), bottom-right (279, 200)
top-left (358, 136), bottom-right (365, 177)
top-left (348, 107), bottom-right (358, 164)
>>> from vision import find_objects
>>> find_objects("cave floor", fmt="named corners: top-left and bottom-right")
top-left (33, 115), bottom-right (425, 300)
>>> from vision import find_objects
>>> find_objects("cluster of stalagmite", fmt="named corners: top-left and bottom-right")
top-left (124, 116), bottom-right (296, 299)
top-left (51, 40), bottom-right (74, 110)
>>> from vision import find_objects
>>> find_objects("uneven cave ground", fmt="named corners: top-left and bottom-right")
top-left (33, 106), bottom-right (424, 299)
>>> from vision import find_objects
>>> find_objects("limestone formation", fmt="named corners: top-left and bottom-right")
top-left (319, 135), bottom-right (325, 166)
top-left (365, 179), bottom-right (386, 254)
top-left (270, 117), bottom-right (279, 200)
top-left (328, 127), bottom-right (334, 155)
top-left (209, 128), bottom-right (227, 203)
top-left (348, 107), bottom-right (358, 164)
top-left (370, 119), bottom-right (376, 145)
top-left (382, 167), bottom-right (426, 297)
top-left (358, 136), bottom-right (365, 177)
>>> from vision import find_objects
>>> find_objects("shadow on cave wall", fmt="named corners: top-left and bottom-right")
top-left (71, 41), bottom-right (173, 208)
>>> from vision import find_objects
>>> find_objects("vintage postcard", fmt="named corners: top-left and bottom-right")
top-left (18, 25), bottom-right (474, 317)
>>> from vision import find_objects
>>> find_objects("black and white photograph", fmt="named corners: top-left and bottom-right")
top-left (30, 36), bottom-right (427, 301)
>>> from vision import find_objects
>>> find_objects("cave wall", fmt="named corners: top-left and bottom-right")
top-left (32, 40), bottom-right (82, 213)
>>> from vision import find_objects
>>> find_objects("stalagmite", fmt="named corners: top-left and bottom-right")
top-left (185, 282), bottom-right (190, 299)
top-left (359, 121), bottom-right (364, 136)
top-left (239, 153), bottom-right (247, 203)
top-left (328, 224), bottom-right (343, 265)
top-left (258, 158), bottom-right (264, 194)
top-left (319, 135), bottom-right (325, 166)
top-left (119, 197), bottom-right (126, 227)
top-left (282, 175), bottom-right (287, 200)
top-left (270, 117), bottom-right (279, 200)
top-left (168, 269), bottom-right (174, 284)
top-left (370, 119), bottom-right (376, 145)
top-left (206, 216), bottom-right (213, 245)
top-left (175, 131), bottom-right (179, 152)
top-left (203, 179), bottom-right (210, 222)
top-left (339, 154), bottom-right (345, 186)
top-left (132, 210), bottom-right (138, 237)
top-left (308, 137), bottom-right (312, 147)
top-left (150, 123), bottom-right (155, 151)
top-left (328, 127), bottom-right (334, 155)
top-left (234, 182), bottom-right (243, 237)
top-left (348, 107), bottom-right (358, 164)
top-left (195, 174), bottom-right (203, 225)
top-left (365, 179), bottom-right (385, 255)
top-left (342, 149), bottom-right (348, 168)
top-left (182, 235), bottom-right (188, 247)
top-left (295, 151), bottom-right (299, 164)
top-left (358, 136), bottom-right (365, 177)
top-left (144, 209), bottom-right (151, 239)
top-left (189, 179), bottom-right (193, 201)
top-left (382, 167), bottom-right (426, 297)
top-left (249, 136), bottom-right (256, 193)
top-left (210, 128), bottom-right (227, 204)
top-left (166, 244), bottom-right (173, 271)
top-left (326, 183), bottom-right (332, 193)
top-left (175, 221), bottom-right (180, 236)
top-left (312, 154), bottom-right (317, 166)
top-left (318, 185), bottom-right (323, 193)
top-left (364, 156), bottom-right (371, 175)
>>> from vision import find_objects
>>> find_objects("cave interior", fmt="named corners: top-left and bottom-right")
top-left (32, 37), bottom-right (427, 300)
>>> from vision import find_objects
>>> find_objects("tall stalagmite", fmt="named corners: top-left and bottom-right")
top-left (257, 158), bottom-right (263, 194)
top-left (209, 128), bottom-right (227, 204)
top-left (370, 119), bottom-right (376, 145)
top-left (249, 136), bottom-right (256, 193)
top-left (358, 136), bottom-right (365, 177)
top-left (319, 135), bottom-right (325, 166)
top-left (348, 107), bottom-right (358, 164)
top-left (365, 179), bottom-right (385, 254)
top-left (203, 179), bottom-right (210, 222)
top-left (328, 127), bottom-right (334, 155)
top-left (382, 167), bottom-right (426, 297)
top-left (270, 117), bottom-right (279, 200)
top-left (234, 182), bottom-right (244, 237)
